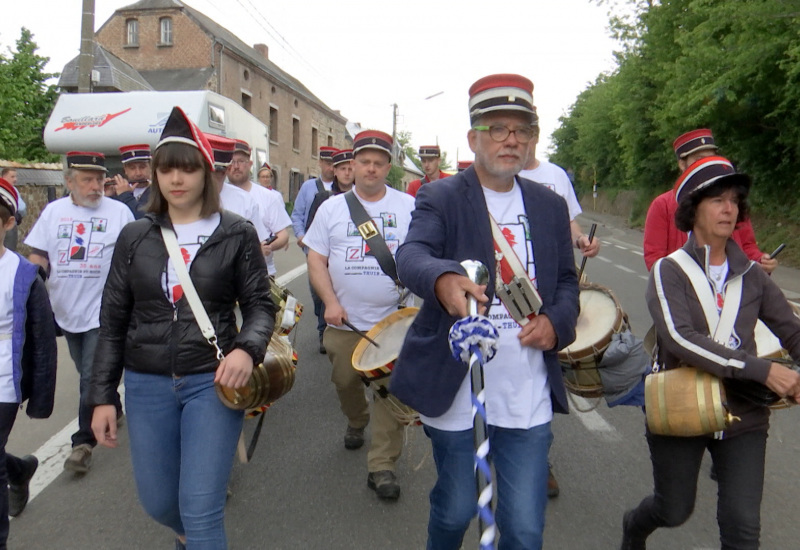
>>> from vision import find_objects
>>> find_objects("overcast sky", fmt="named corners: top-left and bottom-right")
top-left (3, 0), bottom-right (619, 165)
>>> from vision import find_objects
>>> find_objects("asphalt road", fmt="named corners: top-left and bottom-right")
top-left (8, 211), bottom-right (800, 549)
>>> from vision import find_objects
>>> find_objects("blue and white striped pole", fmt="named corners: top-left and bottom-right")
top-left (448, 260), bottom-right (499, 550)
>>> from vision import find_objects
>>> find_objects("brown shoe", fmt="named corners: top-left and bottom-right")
top-left (547, 464), bottom-right (560, 498)
top-left (64, 444), bottom-right (93, 474)
top-left (367, 470), bottom-right (400, 500)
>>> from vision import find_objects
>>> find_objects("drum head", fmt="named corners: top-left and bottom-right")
top-left (561, 285), bottom-right (621, 354)
top-left (754, 319), bottom-right (783, 358)
top-left (352, 307), bottom-right (419, 374)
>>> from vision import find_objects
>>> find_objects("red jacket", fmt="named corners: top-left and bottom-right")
top-left (643, 190), bottom-right (763, 271)
top-left (406, 171), bottom-right (450, 197)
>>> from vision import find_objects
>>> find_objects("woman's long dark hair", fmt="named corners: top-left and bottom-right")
top-left (146, 142), bottom-right (220, 218)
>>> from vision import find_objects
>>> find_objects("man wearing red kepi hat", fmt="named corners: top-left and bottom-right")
top-left (291, 145), bottom-right (339, 352)
top-left (107, 144), bottom-right (153, 219)
top-left (304, 131), bottom-right (416, 502)
top-left (24, 151), bottom-right (134, 475)
top-left (406, 145), bottom-right (450, 198)
top-left (642, 129), bottom-right (776, 273)
top-left (518, 108), bottom-right (600, 261)
top-left (456, 160), bottom-right (473, 172)
top-left (391, 74), bottom-right (579, 549)
top-left (226, 139), bottom-right (291, 277)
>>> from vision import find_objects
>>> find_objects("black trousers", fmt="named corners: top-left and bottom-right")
top-left (0, 402), bottom-right (24, 549)
top-left (626, 429), bottom-right (767, 549)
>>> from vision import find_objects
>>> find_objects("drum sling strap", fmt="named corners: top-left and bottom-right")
top-left (667, 248), bottom-right (743, 346)
top-left (343, 189), bottom-right (402, 288)
top-left (488, 214), bottom-right (543, 326)
top-left (315, 178), bottom-right (325, 194)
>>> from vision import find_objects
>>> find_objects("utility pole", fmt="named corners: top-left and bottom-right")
top-left (77, 0), bottom-right (95, 93)
top-left (391, 103), bottom-right (399, 164)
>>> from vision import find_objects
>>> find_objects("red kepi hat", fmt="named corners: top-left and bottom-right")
top-left (673, 129), bottom-right (718, 159)
top-left (468, 74), bottom-right (535, 124)
top-left (0, 177), bottom-right (19, 215)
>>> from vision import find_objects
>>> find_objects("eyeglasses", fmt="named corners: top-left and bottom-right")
top-left (472, 125), bottom-right (535, 144)
top-left (230, 159), bottom-right (250, 166)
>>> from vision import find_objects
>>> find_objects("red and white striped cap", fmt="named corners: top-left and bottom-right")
top-left (673, 155), bottom-right (750, 204)
top-left (0, 177), bottom-right (18, 215)
top-left (468, 74), bottom-right (535, 124)
top-left (156, 107), bottom-right (215, 169)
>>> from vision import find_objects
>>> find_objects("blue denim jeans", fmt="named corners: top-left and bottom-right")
top-left (124, 370), bottom-right (244, 550)
top-left (64, 328), bottom-right (119, 447)
top-left (424, 422), bottom-right (553, 550)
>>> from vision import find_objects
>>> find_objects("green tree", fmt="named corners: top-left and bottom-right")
top-left (0, 28), bottom-right (59, 162)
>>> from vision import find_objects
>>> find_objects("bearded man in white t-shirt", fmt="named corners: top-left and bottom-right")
top-left (305, 130), bottom-right (415, 502)
top-left (25, 152), bottom-right (135, 475)
top-left (227, 140), bottom-right (291, 277)
top-left (391, 74), bottom-right (579, 550)
top-left (517, 117), bottom-right (600, 259)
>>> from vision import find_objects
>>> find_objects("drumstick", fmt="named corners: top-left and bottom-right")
top-left (341, 319), bottom-right (380, 348)
top-left (769, 243), bottom-right (786, 259)
top-left (577, 223), bottom-right (598, 281)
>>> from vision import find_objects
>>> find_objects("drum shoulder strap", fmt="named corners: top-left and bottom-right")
top-left (343, 190), bottom-right (401, 286)
top-left (668, 249), bottom-right (743, 345)
top-left (315, 178), bottom-right (325, 194)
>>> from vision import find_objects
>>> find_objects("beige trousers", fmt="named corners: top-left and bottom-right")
top-left (323, 327), bottom-right (405, 472)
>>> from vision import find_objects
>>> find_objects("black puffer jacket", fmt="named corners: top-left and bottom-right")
top-left (87, 211), bottom-right (275, 407)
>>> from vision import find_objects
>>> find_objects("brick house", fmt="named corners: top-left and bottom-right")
top-left (66, 0), bottom-right (348, 202)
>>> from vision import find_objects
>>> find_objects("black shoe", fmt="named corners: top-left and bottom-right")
top-left (8, 455), bottom-right (38, 517)
top-left (344, 426), bottom-right (365, 450)
top-left (319, 334), bottom-right (327, 354)
top-left (620, 509), bottom-right (647, 550)
top-left (547, 464), bottom-right (560, 498)
top-left (367, 470), bottom-right (400, 500)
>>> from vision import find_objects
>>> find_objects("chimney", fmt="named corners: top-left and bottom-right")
top-left (254, 44), bottom-right (269, 59)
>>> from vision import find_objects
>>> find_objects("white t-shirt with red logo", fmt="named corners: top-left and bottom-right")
top-left (161, 214), bottom-right (221, 304)
top-left (246, 182), bottom-right (291, 276)
top-left (519, 159), bottom-right (581, 221)
top-left (303, 187), bottom-right (415, 331)
top-left (421, 181), bottom-right (552, 431)
top-left (24, 196), bottom-right (135, 333)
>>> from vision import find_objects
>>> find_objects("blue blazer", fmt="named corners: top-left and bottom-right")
top-left (390, 167), bottom-right (580, 418)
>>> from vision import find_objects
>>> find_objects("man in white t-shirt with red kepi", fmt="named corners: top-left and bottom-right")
top-left (25, 152), bottom-right (134, 475)
top-left (305, 130), bottom-right (415, 502)
top-left (390, 74), bottom-right (579, 549)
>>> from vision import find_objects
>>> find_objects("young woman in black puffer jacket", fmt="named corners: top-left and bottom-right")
top-left (88, 107), bottom-right (274, 550)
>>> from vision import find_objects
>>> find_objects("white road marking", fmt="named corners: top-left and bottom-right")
top-left (615, 245), bottom-right (628, 250)
top-left (632, 250), bottom-right (644, 256)
top-left (21, 263), bottom-right (310, 510)
top-left (596, 256), bottom-right (612, 263)
top-left (617, 265), bottom-right (636, 274)
top-left (570, 396), bottom-right (621, 441)
top-left (639, 275), bottom-right (649, 281)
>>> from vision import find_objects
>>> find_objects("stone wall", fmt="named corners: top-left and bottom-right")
top-left (7, 168), bottom-right (66, 256)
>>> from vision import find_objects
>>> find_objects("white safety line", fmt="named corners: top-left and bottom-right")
top-left (614, 245), bottom-right (628, 250)
top-left (596, 256), bottom-right (612, 263)
top-left (21, 262), bottom-right (310, 511)
top-left (570, 396), bottom-right (620, 441)
top-left (639, 275), bottom-right (649, 281)
top-left (616, 266), bottom-right (635, 274)
top-left (632, 250), bottom-right (644, 256)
